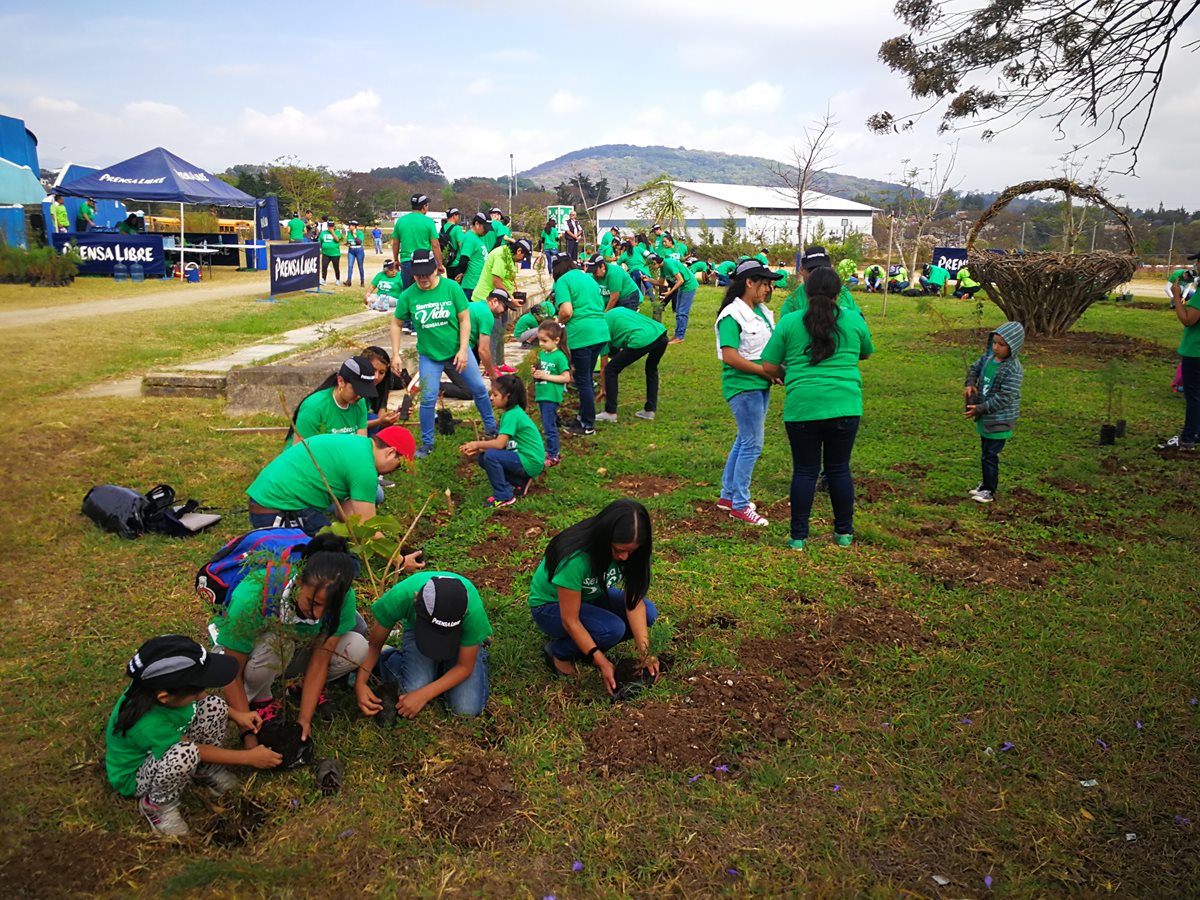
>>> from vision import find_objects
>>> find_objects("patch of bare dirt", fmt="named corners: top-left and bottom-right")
top-left (420, 753), bottom-right (522, 846)
top-left (890, 461), bottom-right (932, 479)
top-left (910, 536), bottom-right (1061, 590)
top-left (460, 511), bottom-right (545, 593)
top-left (931, 328), bottom-right (1173, 362)
top-left (858, 477), bottom-right (903, 504)
top-left (0, 829), bottom-right (147, 897)
top-left (659, 507), bottom-right (737, 538)
top-left (609, 473), bottom-right (684, 496)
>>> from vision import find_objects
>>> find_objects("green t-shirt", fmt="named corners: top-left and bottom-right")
top-left (604, 306), bottom-right (666, 352)
top-left (318, 229), bottom-right (341, 257)
top-left (483, 220), bottom-right (511, 252)
top-left (597, 263), bottom-right (639, 303)
top-left (499, 406), bottom-right (545, 476)
top-left (456, 229), bottom-right (487, 291)
top-left (105, 690), bottom-right (196, 796)
top-left (117, 221), bottom-right (137, 234)
top-left (514, 312), bottom-right (540, 335)
top-left (76, 201), bottom-right (94, 227)
top-left (662, 242), bottom-right (686, 261)
top-left (715, 261), bottom-right (736, 276)
top-left (689, 260), bottom-right (710, 274)
top-left (372, 571), bottom-right (492, 647)
top-left (471, 246), bottom-right (517, 302)
top-left (467, 300), bottom-right (495, 351)
top-left (346, 228), bottom-right (365, 247)
top-left (661, 257), bottom-right (698, 291)
top-left (836, 259), bottom-right (857, 282)
top-left (774, 270), bottom-right (789, 288)
top-left (294, 388), bottom-right (368, 440)
top-left (975, 358), bottom-right (1014, 440)
top-left (717, 309), bottom-right (773, 401)
top-left (288, 217), bottom-right (306, 240)
top-left (760, 309), bottom-right (875, 421)
top-left (926, 265), bottom-right (949, 287)
top-left (396, 276), bottom-right (469, 360)
top-left (957, 267), bottom-right (980, 290)
top-left (754, 252), bottom-right (769, 265)
top-left (621, 248), bottom-right (649, 273)
top-left (779, 284), bottom-right (862, 318)
top-left (1169, 268), bottom-right (1194, 285)
top-left (599, 232), bottom-right (615, 257)
top-left (556, 268), bottom-right (610, 349)
top-left (247, 433), bottom-right (379, 510)
top-left (1178, 295), bottom-right (1200, 357)
top-left (212, 569), bottom-right (358, 655)
top-left (371, 270), bottom-right (403, 298)
top-left (890, 266), bottom-right (909, 282)
top-left (541, 228), bottom-right (559, 251)
top-left (51, 202), bottom-right (69, 227)
top-left (391, 211), bottom-right (439, 262)
top-left (528, 551), bottom-right (622, 608)
top-left (535, 348), bottom-right (569, 403)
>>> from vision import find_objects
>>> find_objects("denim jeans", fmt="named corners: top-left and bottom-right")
top-left (530, 587), bottom-right (658, 661)
top-left (400, 260), bottom-right (414, 330)
top-left (612, 291), bottom-right (641, 311)
top-left (631, 271), bottom-right (654, 299)
top-left (721, 389), bottom-right (770, 511)
top-left (980, 436), bottom-right (1006, 493)
top-left (491, 309), bottom-right (508, 366)
top-left (605, 334), bottom-right (668, 413)
top-left (478, 447), bottom-right (529, 502)
top-left (248, 505), bottom-right (330, 535)
top-left (373, 237), bottom-right (383, 254)
top-left (539, 400), bottom-right (560, 457)
top-left (346, 246), bottom-right (365, 284)
top-left (784, 416), bottom-right (860, 540)
top-left (379, 631), bottom-right (489, 716)
top-left (1181, 355), bottom-right (1200, 443)
top-left (672, 288), bottom-right (697, 339)
top-left (570, 342), bottom-right (605, 428)
top-left (417, 349), bottom-right (496, 449)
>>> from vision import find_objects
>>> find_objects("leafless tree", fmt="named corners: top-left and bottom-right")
top-left (868, 0), bottom-right (1199, 171)
top-left (892, 143), bottom-right (961, 276)
top-left (769, 109), bottom-right (838, 248)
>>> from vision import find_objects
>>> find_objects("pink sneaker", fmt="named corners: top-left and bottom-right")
top-left (716, 498), bottom-right (756, 513)
top-left (728, 506), bottom-right (769, 527)
top-left (495, 364), bottom-right (518, 375)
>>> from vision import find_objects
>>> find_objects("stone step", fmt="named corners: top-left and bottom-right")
top-left (142, 372), bottom-right (228, 399)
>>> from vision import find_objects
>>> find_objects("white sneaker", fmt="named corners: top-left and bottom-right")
top-left (972, 490), bottom-right (995, 504)
top-left (635, 410), bottom-right (655, 420)
top-left (968, 484), bottom-right (984, 498)
top-left (139, 796), bottom-right (189, 837)
top-left (594, 412), bottom-right (618, 423)
top-left (193, 763), bottom-right (238, 796)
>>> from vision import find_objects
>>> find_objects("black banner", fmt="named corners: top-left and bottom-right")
top-left (52, 233), bottom-right (166, 277)
top-left (932, 247), bottom-right (969, 274)
top-left (270, 242), bottom-right (320, 296)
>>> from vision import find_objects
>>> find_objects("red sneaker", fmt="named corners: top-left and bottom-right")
top-left (728, 506), bottom-right (769, 527)
top-left (495, 364), bottom-right (518, 375)
top-left (716, 498), bottom-right (756, 512)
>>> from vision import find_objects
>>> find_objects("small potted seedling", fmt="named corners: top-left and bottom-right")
top-left (1099, 360), bottom-right (1120, 445)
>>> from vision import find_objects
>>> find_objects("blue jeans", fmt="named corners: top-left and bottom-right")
top-left (672, 288), bottom-right (696, 339)
top-left (346, 246), bottom-right (365, 284)
top-left (570, 342), bottom-right (605, 428)
top-left (980, 436), bottom-right (1006, 493)
top-left (373, 237), bottom-right (383, 254)
top-left (721, 389), bottom-right (770, 511)
top-left (784, 416), bottom-right (860, 540)
top-left (478, 448), bottom-right (530, 502)
top-left (613, 291), bottom-right (641, 311)
top-left (417, 349), bottom-right (496, 449)
top-left (379, 631), bottom-right (489, 717)
top-left (400, 260), bottom-right (414, 330)
top-left (530, 587), bottom-right (658, 661)
top-left (631, 271), bottom-right (654, 298)
top-left (539, 400), bottom-right (560, 457)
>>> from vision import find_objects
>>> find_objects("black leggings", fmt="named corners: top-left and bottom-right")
top-left (321, 255), bottom-right (341, 281)
top-left (604, 334), bottom-right (668, 413)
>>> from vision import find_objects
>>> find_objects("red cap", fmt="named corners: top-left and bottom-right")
top-left (376, 426), bottom-right (416, 460)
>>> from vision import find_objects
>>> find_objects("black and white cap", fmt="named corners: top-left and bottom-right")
top-left (410, 193), bottom-right (430, 208)
top-left (410, 248), bottom-right (438, 275)
top-left (489, 207), bottom-right (503, 215)
top-left (338, 355), bottom-right (379, 399)
top-left (414, 577), bottom-right (468, 661)
top-left (733, 258), bottom-right (778, 281)
top-left (447, 208), bottom-right (461, 217)
top-left (511, 238), bottom-right (533, 257)
top-left (799, 245), bottom-right (831, 270)
top-left (126, 635), bottom-right (238, 691)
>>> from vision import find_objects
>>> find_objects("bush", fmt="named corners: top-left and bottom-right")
top-left (0, 244), bottom-right (78, 286)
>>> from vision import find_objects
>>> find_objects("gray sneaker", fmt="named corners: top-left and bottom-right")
top-left (594, 412), bottom-right (618, 423)
top-left (414, 444), bottom-right (433, 459)
top-left (972, 490), bottom-right (995, 504)
top-left (635, 410), bottom-right (656, 420)
top-left (968, 484), bottom-right (984, 497)
top-left (139, 796), bottom-right (189, 837)
top-left (193, 763), bottom-right (238, 796)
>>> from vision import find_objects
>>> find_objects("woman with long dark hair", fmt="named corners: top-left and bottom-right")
top-left (761, 267), bottom-right (874, 550)
top-left (286, 355), bottom-right (378, 444)
top-left (528, 499), bottom-right (659, 694)
top-left (714, 259), bottom-right (781, 526)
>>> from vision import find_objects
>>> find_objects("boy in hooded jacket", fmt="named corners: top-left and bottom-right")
top-left (963, 321), bottom-right (1025, 503)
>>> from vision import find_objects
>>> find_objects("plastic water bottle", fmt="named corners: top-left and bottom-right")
top-left (130, 262), bottom-right (145, 283)
top-left (113, 262), bottom-right (129, 282)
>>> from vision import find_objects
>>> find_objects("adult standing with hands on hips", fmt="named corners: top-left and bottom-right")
top-left (564, 209), bottom-right (583, 260)
top-left (529, 499), bottom-right (659, 695)
top-left (391, 249), bottom-right (497, 459)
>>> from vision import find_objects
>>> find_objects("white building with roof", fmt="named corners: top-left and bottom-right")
top-left (592, 181), bottom-right (878, 246)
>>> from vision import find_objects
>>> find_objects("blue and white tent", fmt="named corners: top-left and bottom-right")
top-left (53, 147), bottom-right (254, 206)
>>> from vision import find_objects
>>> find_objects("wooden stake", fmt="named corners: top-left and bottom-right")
top-left (882, 215), bottom-right (895, 319)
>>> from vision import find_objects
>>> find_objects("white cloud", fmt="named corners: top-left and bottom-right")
top-left (548, 91), bottom-right (584, 115)
top-left (31, 96), bottom-right (82, 113)
top-left (123, 101), bottom-right (185, 119)
top-left (324, 90), bottom-right (381, 118)
top-left (466, 78), bottom-right (493, 96)
top-left (701, 81), bottom-right (784, 116)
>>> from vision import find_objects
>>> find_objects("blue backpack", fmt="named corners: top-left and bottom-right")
top-left (195, 528), bottom-right (310, 609)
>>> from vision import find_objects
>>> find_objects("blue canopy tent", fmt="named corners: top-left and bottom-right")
top-left (54, 147), bottom-right (257, 277)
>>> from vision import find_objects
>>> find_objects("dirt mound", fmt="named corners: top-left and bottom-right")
top-left (609, 473), bottom-right (684, 496)
top-left (420, 753), bottom-right (522, 846)
top-left (460, 512), bottom-right (546, 593)
top-left (889, 461), bottom-right (932, 479)
top-left (584, 669), bottom-right (790, 774)
top-left (931, 328), bottom-right (1172, 362)
top-left (857, 477), bottom-right (904, 504)
top-left (910, 536), bottom-right (1060, 590)
top-left (0, 829), bottom-right (146, 897)
top-left (659, 507), bottom-right (736, 538)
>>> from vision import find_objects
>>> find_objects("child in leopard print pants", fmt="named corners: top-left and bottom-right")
top-left (105, 635), bottom-right (284, 837)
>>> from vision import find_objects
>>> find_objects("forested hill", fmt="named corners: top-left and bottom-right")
top-left (518, 144), bottom-right (902, 201)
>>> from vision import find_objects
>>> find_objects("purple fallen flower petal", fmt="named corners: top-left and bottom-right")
top-left (726, 868), bottom-right (740, 878)
top-left (714, 765), bottom-right (729, 773)
top-left (1136, 721), bottom-right (1143, 731)
top-left (881, 722), bottom-right (892, 728)
top-left (337, 829), bottom-right (354, 839)
top-left (1096, 738), bottom-right (1109, 750)
top-left (833, 784), bottom-right (841, 792)
top-left (960, 717), bottom-right (973, 725)
top-left (290, 798), bottom-right (300, 808)
top-left (984, 875), bottom-right (993, 889)
top-left (1191, 698), bottom-right (1198, 707)
top-left (572, 860), bottom-right (583, 873)
top-left (1174, 815), bottom-right (1192, 826)
top-left (543, 896), bottom-right (557, 900)
top-left (688, 774), bottom-right (702, 783)
top-left (999, 742), bottom-right (1014, 752)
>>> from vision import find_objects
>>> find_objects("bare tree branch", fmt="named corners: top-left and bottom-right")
top-left (768, 108), bottom-right (838, 247)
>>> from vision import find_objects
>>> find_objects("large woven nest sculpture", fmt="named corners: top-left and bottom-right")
top-left (966, 178), bottom-right (1139, 336)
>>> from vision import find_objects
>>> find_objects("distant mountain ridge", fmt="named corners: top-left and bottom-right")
top-left (518, 144), bottom-right (902, 201)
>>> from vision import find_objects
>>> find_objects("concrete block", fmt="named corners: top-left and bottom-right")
top-left (142, 372), bottom-right (227, 399)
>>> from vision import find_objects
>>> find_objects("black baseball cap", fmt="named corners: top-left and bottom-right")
top-left (489, 207), bottom-right (503, 215)
top-left (447, 208), bottom-right (461, 217)
top-left (646, 252), bottom-right (663, 264)
top-left (126, 635), bottom-right (238, 691)
top-left (733, 258), bottom-right (778, 281)
top-left (382, 259), bottom-right (396, 268)
top-left (585, 252), bottom-right (606, 268)
top-left (410, 248), bottom-right (438, 275)
top-left (799, 246), bottom-right (831, 270)
top-left (410, 193), bottom-right (429, 209)
top-left (511, 238), bottom-right (533, 257)
top-left (414, 577), bottom-right (468, 661)
top-left (471, 212), bottom-right (491, 228)
top-left (488, 287), bottom-right (520, 310)
top-left (339, 355), bottom-right (378, 398)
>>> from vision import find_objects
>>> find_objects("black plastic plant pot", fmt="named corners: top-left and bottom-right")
top-left (1099, 424), bottom-right (1117, 445)
top-left (1115, 419), bottom-right (1127, 438)
top-left (257, 721), bottom-right (313, 769)
top-left (376, 681), bottom-right (399, 727)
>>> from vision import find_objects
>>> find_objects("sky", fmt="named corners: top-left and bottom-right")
top-left (3, 1), bottom-right (1198, 210)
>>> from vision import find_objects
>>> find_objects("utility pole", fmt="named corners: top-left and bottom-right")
top-left (1090, 222), bottom-right (1098, 251)
top-left (508, 154), bottom-right (514, 218)
top-left (1168, 221), bottom-right (1176, 269)
top-left (1020, 219), bottom-right (1026, 252)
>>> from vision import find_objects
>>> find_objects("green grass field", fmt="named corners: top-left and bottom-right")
top-left (0, 285), bottom-right (1197, 897)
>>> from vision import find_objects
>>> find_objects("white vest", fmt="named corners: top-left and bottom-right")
top-left (714, 298), bottom-right (775, 361)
